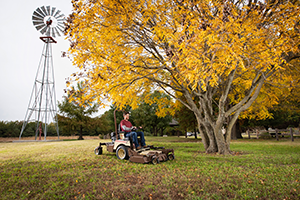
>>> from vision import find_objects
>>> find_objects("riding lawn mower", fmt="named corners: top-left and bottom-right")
top-left (94, 110), bottom-right (175, 164)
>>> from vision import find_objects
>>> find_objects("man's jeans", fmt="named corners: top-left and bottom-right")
top-left (125, 131), bottom-right (146, 148)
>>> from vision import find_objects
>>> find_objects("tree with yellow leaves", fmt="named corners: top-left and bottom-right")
top-left (65, 0), bottom-right (300, 154)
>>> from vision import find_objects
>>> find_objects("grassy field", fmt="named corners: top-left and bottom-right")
top-left (1, 137), bottom-right (300, 200)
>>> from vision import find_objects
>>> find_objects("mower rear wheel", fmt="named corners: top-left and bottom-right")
top-left (116, 146), bottom-right (129, 160)
top-left (168, 154), bottom-right (174, 160)
top-left (94, 146), bottom-right (103, 155)
top-left (151, 157), bottom-right (159, 165)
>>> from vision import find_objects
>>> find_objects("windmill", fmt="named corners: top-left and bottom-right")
top-left (19, 6), bottom-right (65, 140)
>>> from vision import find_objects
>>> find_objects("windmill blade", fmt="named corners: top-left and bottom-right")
top-left (41, 6), bottom-right (48, 16)
top-left (53, 10), bottom-right (61, 18)
top-left (57, 22), bottom-right (65, 27)
top-left (40, 26), bottom-right (48, 35)
top-left (57, 21), bottom-right (65, 27)
top-left (57, 20), bottom-right (65, 24)
top-left (57, 18), bottom-right (65, 22)
top-left (51, 7), bottom-right (56, 16)
top-left (46, 6), bottom-right (51, 16)
top-left (56, 25), bottom-right (64, 34)
top-left (32, 16), bottom-right (44, 21)
top-left (57, 23), bottom-right (65, 31)
top-left (36, 8), bottom-right (46, 17)
top-left (57, 20), bottom-right (65, 26)
top-left (54, 27), bottom-right (61, 37)
top-left (33, 20), bottom-right (45, 26)
top-left (35, 24), bottom-right (46, 31)
top-left (57, 20), bottom-right (65, 25)
top-left (33, 11), bottom-right (44, 20)
top-left (56, 14), bottom-right (65, 19)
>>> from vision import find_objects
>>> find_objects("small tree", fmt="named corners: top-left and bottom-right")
top-left (58, 82), bottom-right (98, 140)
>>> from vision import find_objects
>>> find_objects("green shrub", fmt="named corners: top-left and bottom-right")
top-left (259, 131), bottom-right (272, 139)
top-left (144, 131), bottom-right (152, 136)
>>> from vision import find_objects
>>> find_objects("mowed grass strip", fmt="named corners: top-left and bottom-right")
top-left (0, 137), bottom-right (300, 199)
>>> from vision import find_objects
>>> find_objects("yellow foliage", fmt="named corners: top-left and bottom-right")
top-left (65, 0), bottom-right (300, 119)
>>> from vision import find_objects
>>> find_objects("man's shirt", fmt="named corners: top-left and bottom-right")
top-left (120, 120), bottom-right (132, 132)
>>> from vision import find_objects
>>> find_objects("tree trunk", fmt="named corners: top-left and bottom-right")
top-left (230, 119), bottom-right (243, 140)
top-left (151, 126), bottom-right (156, 136)
top-left (160, 127), bottom-right (165, 136)
top-left (78, 126), bottom-right (84, 140)
top-left (195, 113), bottom-right (231, 154)
top-left (194, 121), bottom-right (197, 139)
top-left (214, 119), bottom-right (231, 155)
top-left (205, 126), bottom-right (218, 153)
top-left (231, 121), bottom-right (237, 140)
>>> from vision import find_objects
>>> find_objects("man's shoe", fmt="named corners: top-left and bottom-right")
top-left (143, 145), bottom-right (148, 148)
top-left (136, 146), bottom-right (141, 150)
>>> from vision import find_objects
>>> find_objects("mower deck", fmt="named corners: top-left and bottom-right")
top-left (95, 140), bottom-right (174, 164)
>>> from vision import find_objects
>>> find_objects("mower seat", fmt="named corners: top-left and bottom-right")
top-left (118, 124), bottom-right (128, 139)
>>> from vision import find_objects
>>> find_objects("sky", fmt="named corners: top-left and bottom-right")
top-left (0, 0), bottom-right (108, 122)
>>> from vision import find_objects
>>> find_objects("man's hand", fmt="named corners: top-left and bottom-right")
top-left (131, 126), bottom-right (142, 131)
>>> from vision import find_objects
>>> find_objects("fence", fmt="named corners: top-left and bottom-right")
top-left (245, 128), bottom-right (299, 141)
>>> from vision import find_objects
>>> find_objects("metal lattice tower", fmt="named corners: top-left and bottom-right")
top-left (19, 6), bottom-right (65, 140)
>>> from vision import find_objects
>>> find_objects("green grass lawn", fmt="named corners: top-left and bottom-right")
top-left (1, 137), bottom-right (300, 199)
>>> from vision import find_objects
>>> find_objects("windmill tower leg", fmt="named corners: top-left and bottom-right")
top-left (19, 37), bottom-right (59, 140)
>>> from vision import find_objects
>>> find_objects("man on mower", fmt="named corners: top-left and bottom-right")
top-left (120, 111), bottom-right (147, 150)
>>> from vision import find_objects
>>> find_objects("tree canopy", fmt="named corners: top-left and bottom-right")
top-left (65, 0), bottom-right (300, 154)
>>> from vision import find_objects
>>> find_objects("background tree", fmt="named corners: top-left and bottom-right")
top-left (131, 91), bottom-right (172, 136)
top-left (102, 105), bottom-right (132, 133)
top-left (0, 121), bottom-right (36, 138)
top-left (58, 82), bottom-right (99, 140)
top-left (103, 92), bottom-right (172, 136)
top-left (65, 0), bottom-right (300, 154)
top-left (174, 96), bottom-right (198, 139)
top-left (0, 121), bottom-right (21, 137)
top-left (91, 115), bottom-right (111, 136)
top-left (57, 114), bottom-right (75, 136)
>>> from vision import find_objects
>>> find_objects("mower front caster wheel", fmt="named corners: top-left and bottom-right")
top-left (94, 146), bottom-right (103, 155)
